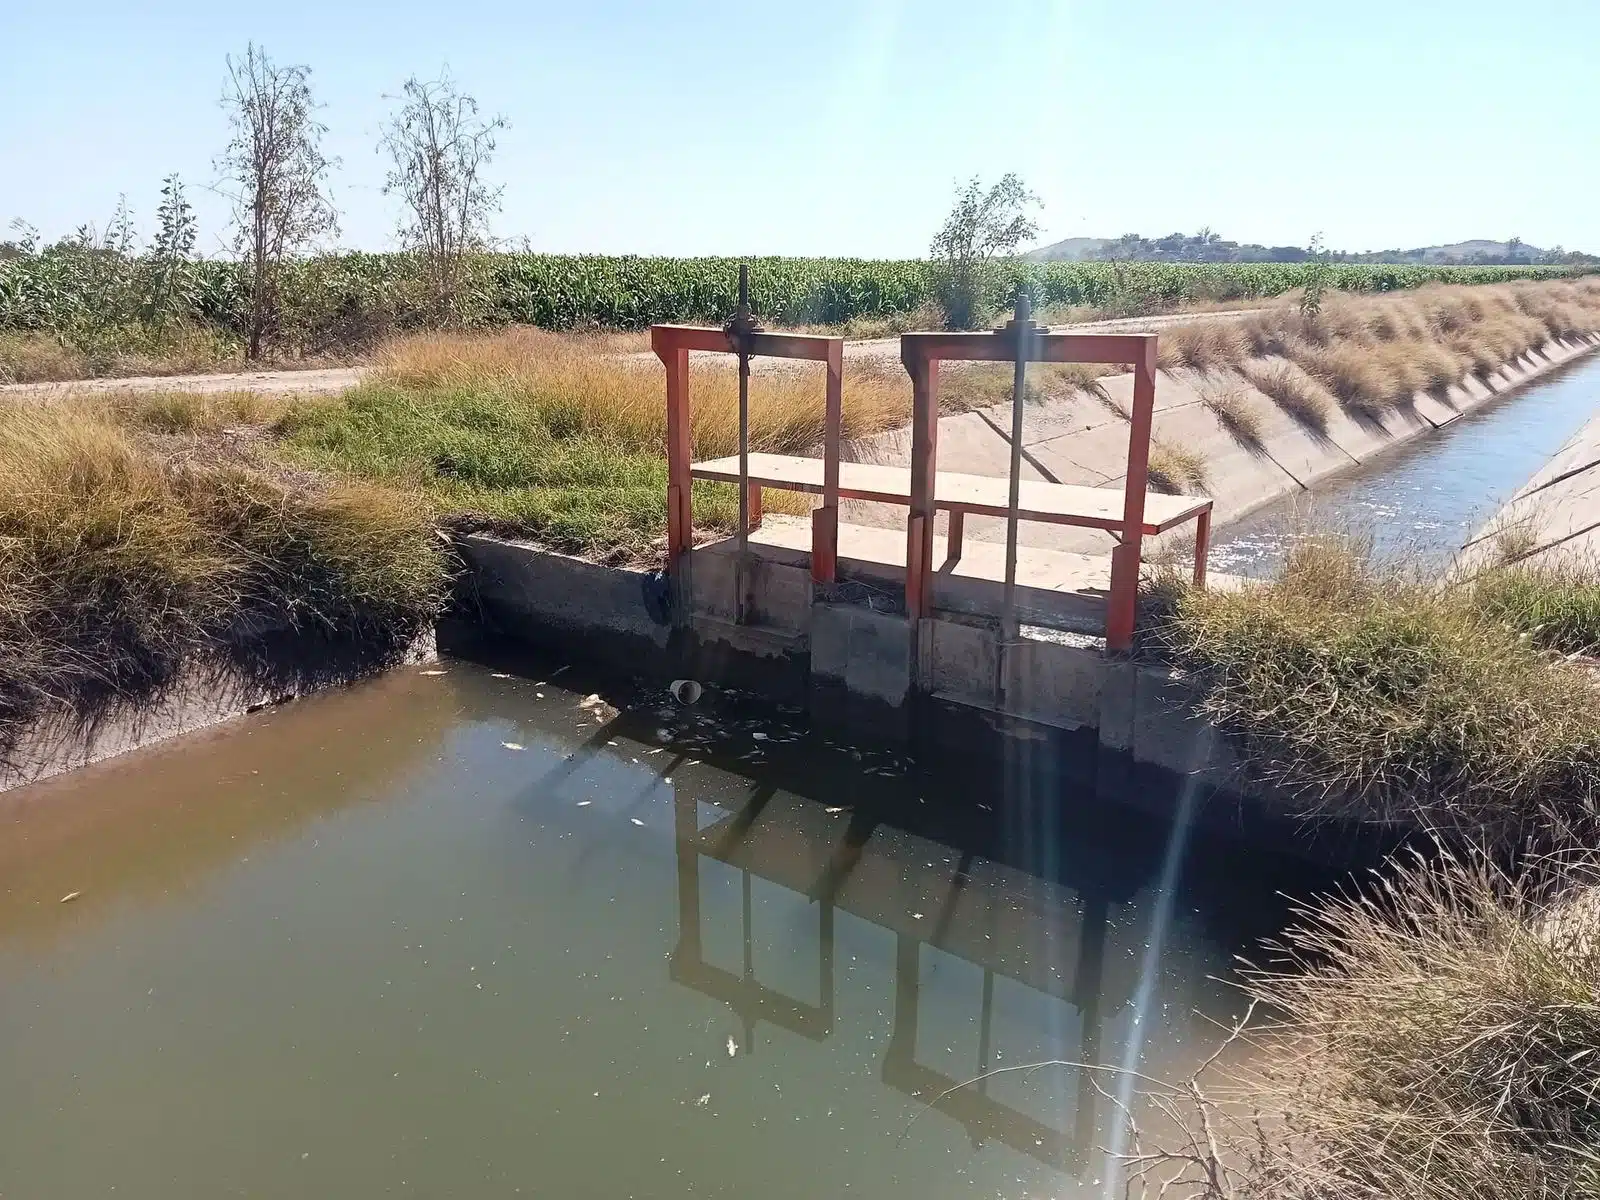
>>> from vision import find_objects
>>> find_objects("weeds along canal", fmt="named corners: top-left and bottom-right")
top-left (0, 653), bottom-right (1326, 1200)
top-left (1211, 351), bottom-right (1600, 575)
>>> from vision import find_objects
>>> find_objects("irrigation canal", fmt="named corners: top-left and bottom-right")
top-left (0, 655), bottom-right (1320, 1199)
top-left (1211, 352), bottom-right (1600, 575)
top-left (5, 351), bottom-right (1594, 1197)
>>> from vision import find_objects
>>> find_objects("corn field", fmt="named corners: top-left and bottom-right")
top-left (0, 248), bottom-right (1585, 353)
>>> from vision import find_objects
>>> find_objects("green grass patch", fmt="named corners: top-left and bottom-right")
top-left (1470, 560), bottom-right (1600, 656)
top-left (275, 379), bottom-right (744, 558)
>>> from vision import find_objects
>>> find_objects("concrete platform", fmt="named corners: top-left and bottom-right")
top-left (702, 515), bottom-right (1119, 633)
top-left (723, 514), bottom-right (1240, 631)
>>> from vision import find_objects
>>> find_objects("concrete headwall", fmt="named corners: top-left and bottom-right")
top-left (453, 535), bottom-right (1240, 805)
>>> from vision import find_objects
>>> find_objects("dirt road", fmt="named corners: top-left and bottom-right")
top-left (0, 366), bottom-right (367, 400)
top-left (0, 308), bottom-right (1262, 398)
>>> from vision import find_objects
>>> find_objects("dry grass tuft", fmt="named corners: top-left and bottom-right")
top-left (1162, 280), bottom-right (1600, 424)
top-left (94, 389), bottom-right (294, 435)
top-left (0, 332), bottom-right (86, 383)
top-left (1199, 383), bottom-right (1265, 449)
top-left (1151, 536), bottom-right (1600, 846)
top-left (0, 326), bottom-right (242, 384)
top-left (0, 401), bottom-right (446, 755)
top-left (1147, 443), bottom-right (1210, 495)
top-left (1208, 848), bottom-right (1600, 1200)
top-left (1156, 321), bottom-right (1250, 373)
top-left (375, 327), bottom-right (915, 459)
top-left (1238, 359), bottom-right (1334, 432)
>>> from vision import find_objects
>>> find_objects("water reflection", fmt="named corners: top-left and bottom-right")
top-left (667, 758), bottom-right (1218, 1183)
top-left (0, 658), bottom-right (1297, 1198)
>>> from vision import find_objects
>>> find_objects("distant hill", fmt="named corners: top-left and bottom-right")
top-left (1024, 237), bottom-right (1113, 262)
top-left (1023, 232), bottom-right (1593, 267)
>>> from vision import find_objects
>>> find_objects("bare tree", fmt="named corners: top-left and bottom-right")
top-left (218, 44), bottom-right (338, 359)
top-left (380, 72), bottom-right (507, 321)
top-left (929, 173), bottom-right (1040, 329)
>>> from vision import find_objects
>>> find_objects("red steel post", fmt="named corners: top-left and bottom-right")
top-left (1192, 506), bottom-right (1211, 589)
top-left (657, 336), bottom-right (693, 567)
top-left (1105, 338), bottom-right (1158, 652)
top-left (811, 338), bottom-right (844, 584)
top-left (946, 508), bottom-right (964, 564)
top-left (903, 352), bottom-right (940, 619)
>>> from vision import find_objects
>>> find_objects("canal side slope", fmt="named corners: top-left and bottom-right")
top-left (1459, 398), bottom-right (1600, 571)
top-left (845, 330), bottom-right (1600, 557)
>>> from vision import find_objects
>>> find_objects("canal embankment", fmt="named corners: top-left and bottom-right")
top-left (4, 284), bottom-right (1600, 1200)
top-left (841, 300), bottom-right (1600, 562)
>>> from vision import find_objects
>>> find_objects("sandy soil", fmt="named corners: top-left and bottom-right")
top-left (0, 366), bottom-right (368, 400)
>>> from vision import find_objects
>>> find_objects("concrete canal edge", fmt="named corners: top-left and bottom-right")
top-left (453, 533), bottom-right (1279, 837)
top-left (0, 633), bottom-right (438, 793)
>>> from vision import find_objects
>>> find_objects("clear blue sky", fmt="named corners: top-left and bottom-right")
top-left (2, 0), bottom-right (1596, 258)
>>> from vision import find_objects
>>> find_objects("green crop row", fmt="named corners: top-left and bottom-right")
top-left (0, 250), bottom-right (1586, 350)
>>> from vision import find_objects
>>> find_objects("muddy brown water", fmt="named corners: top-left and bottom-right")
top-left (0, 656), bottom-right (1309, 1199)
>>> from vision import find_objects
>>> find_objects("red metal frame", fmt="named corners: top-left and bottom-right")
top-left (651, 325), bottom-right (844, 584)
top-left (899, 330), bottom-right (1167, 654)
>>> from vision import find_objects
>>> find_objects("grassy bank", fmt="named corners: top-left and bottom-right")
top-left (52, 277), bottom-right (1599, 564)
top-left (1149, 536), bottom-right (1600, 848)
top-left (1147, 848), bottom-right (1600, 1200)
top-left (0, 399), bottom-right (447, 762)
top-left (1142, 539), bottom-right (1600, 1199)
top-left (10, 276), bottom-right (1599, 758)
top-left (1158, 277), bottom-right (1600, 425)
top-left (259, 328), bottom-right (1112, 556)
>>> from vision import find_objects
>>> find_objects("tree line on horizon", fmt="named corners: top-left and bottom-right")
top-left (1, 47), bottom-right (1593, 360)
top-left (0, 43), bottom-right (506, 358)
top-left (1033, 228), bottom-right (1596, 267)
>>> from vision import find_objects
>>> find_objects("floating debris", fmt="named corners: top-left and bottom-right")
top-left (670, 679), bottom-right (703, 706)
top-left (726, 1035), bottom-right (738, 1058)
top-left (502, 742), bottom-right (524, 751)
top-left (579, 694), bottom-right (619, 721)
top-left (577, 800), bottom-right (593, 807)
top-left (490, 672), bottom-right (513, 679)
top-left (59, 891), bottom-right (81, 904)
top-left (694, 1093), bottom-right (711, 1107)
top-left (419, 669), bottom-right (447, 676)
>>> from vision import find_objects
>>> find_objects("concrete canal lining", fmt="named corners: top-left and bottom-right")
top-left (457, 532), bottom-right (1234, 795)
top-left (844, 333), bottom-right (1600, 559)
top-left (1459, 390), bottom-right (1600, 572)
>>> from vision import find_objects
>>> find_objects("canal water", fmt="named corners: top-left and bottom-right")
top-left (1211, 351), bottom-right (1600, 575)
top-left (0, 658), bottom-right (1308, 1199)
